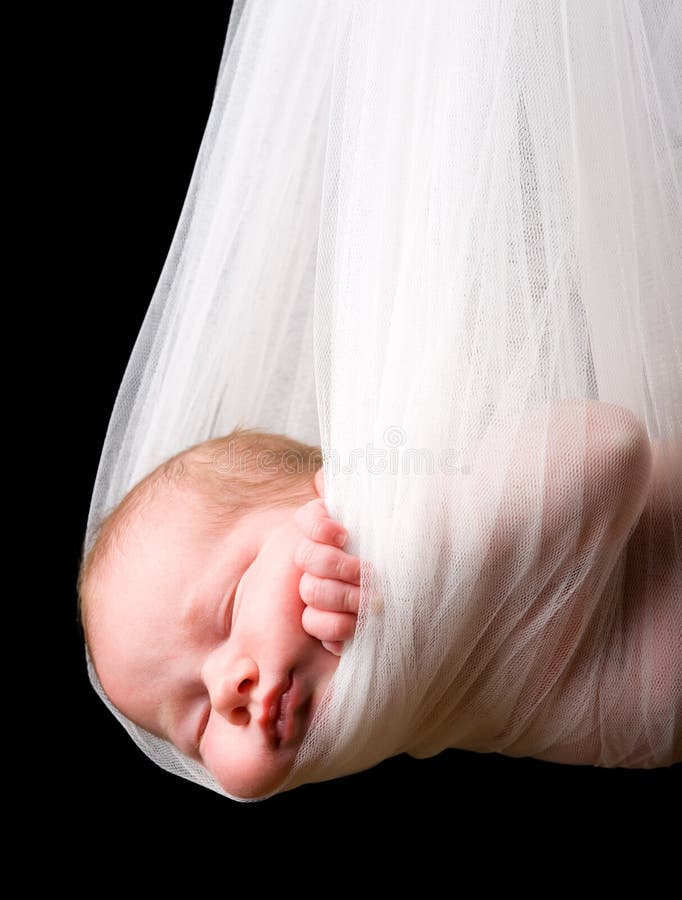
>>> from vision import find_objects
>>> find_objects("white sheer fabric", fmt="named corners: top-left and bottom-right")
top-left (85, 0), bottom-right (681, 800)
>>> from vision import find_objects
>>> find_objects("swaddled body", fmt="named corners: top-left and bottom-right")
top-left (406, 400), bottom-right (680, 767)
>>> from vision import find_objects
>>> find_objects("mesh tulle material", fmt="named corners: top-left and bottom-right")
top-left (85, 0), bottom-right (681, 801)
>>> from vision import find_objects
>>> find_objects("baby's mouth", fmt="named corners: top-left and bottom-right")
top-left (275, 679), bottom-right (295, 746)
top-left (260, 671), bottom-right (294, 749)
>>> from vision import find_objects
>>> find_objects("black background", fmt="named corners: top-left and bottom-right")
top-left (60, 1), bottom-right (678, 859)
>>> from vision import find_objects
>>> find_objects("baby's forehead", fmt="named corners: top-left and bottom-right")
top-left (91, 488), bottom-right (208, 682)
top-left (97, 481), bottom-right (195, 600)
top-left (124, 475), bottom-right (206, 535)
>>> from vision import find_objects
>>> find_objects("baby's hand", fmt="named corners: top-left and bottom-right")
top-left (293, 470), bottom-right (361, 656)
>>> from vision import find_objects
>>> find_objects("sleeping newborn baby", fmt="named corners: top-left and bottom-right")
top-left (78, 428), bottom-right (362, 799)
top-left (80, 403), bottom-right (681, 796)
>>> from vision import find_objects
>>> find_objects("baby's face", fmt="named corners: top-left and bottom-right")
top-left (90, 478), bottom-right (339, 798)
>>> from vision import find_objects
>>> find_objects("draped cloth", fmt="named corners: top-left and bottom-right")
top-left (85, 1), bottom-right (682, 800)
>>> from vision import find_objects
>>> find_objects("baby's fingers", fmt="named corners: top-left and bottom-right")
top-left (293, 497), bottom-right (348, 548)
top-left (294, 538), bottom-right (361, 586)
top-left (299, 573), bottom-right (361, 615)
top-left (302, 605), bottom-right (357, 644)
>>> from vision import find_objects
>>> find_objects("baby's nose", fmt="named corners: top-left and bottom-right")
top-left (212, 656), bottom-right (259, 725)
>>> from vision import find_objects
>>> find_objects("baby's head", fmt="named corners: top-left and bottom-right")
top-left (78, 427), bottom-right (340, 799)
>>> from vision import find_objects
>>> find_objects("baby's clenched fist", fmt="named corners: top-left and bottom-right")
top-left (293, 470), bottom-right (361, 656)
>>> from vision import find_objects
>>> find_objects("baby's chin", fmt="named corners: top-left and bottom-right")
top-left (211, 700), bottom-right (324, 799)
top-left (213, 754), bottom-right (297, 801)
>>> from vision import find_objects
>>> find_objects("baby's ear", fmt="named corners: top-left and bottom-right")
top-left (314, 467), bottom-right (325, 498)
